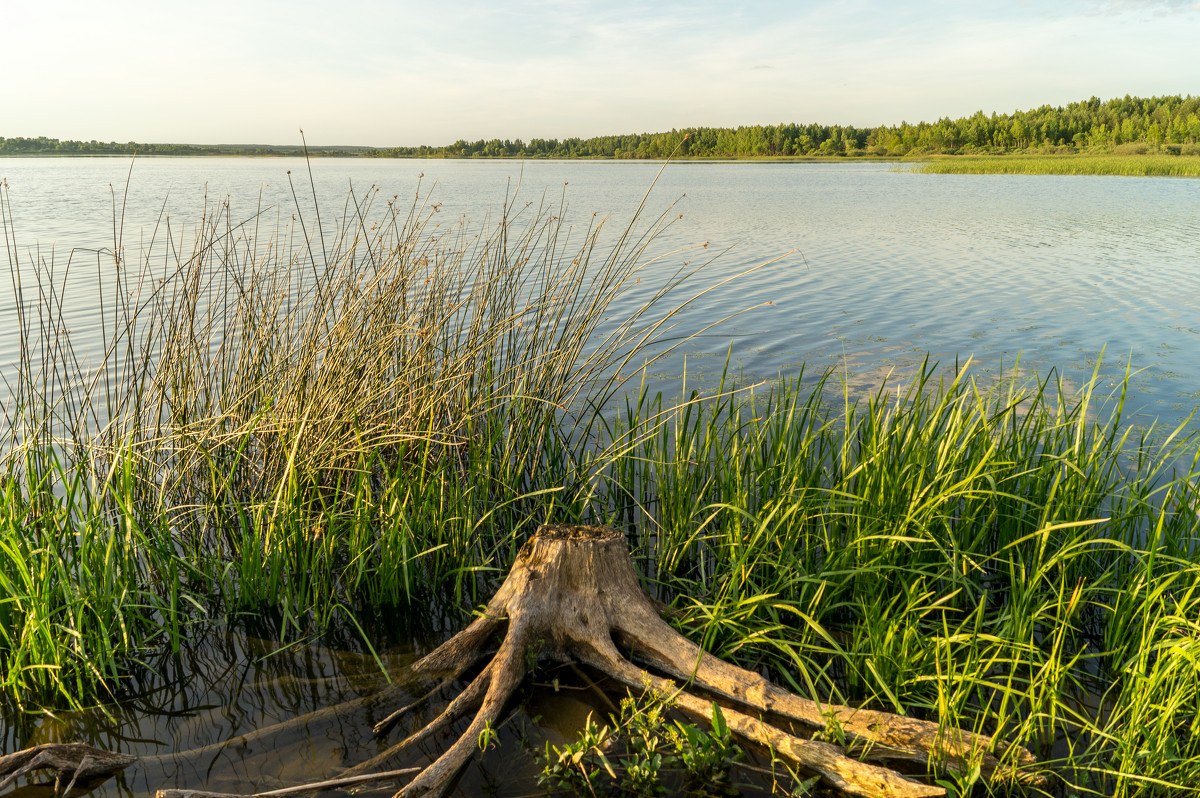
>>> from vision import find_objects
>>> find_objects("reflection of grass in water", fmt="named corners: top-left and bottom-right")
top-left (912, 153), bottom-right (1200, 177)
top-left (3, 176), bottom-right (1200, 795)
top-left (6, 623), bottom-right (413, 795)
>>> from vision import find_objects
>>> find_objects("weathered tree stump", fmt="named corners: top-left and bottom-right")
top-left (2, 525), bottom-right (1043, 798)
top-left (368, 524), bottom-right (1042, 798)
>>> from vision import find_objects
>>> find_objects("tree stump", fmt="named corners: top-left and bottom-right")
top-left (3, 525), bottom-right (1042, 798)
top-left (371, 524), bottom-right (1042, 798)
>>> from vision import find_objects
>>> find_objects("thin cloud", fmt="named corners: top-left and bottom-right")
top-left (3, 0), bottom-right (1198, 145)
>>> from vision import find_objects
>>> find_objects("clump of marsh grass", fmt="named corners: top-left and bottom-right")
top-left (912, 153), bottom-right (1200, 177)
top-left (0, 168), bottom-right (760, 708)
top-left (593, 361), bottom-right (1200, 795)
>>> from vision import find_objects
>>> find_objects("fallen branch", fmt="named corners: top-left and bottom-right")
top-left (0, 743), bottom-right (137, 798)
top-left (154, 767), bottom-right (421, 798)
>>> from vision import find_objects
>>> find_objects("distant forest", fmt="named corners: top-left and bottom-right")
top-left (4, 95), bottom-right (1200, 159)
top-left (0, 141), bottom-right (372, 157)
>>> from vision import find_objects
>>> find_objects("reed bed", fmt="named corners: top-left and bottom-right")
top-left (3, 175), bottom-right (1200, 796)
top-left (599, 364), bottom-right (1200, 796)
top-left (0, 172), bottom-right (744, 705)
top-left (913, 154), bottom-right (1200, 177)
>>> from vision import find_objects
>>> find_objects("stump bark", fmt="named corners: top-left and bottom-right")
top-left (374, 524), bottom-right (1042, 798)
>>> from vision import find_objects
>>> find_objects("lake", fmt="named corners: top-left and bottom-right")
top-left (3, 157), bottom-right (1200, 436)
top-left (2, 155), bottom-right (1198, 795)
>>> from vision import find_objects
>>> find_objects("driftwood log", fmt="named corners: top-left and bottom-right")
top-left (359, 524), bottom-right (1041, 797)
top-left (1, 524), bottom-right (1043, 798)
top-left (0, 743), bottom-right (137, 798)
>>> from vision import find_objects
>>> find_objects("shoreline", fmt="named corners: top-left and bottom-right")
top-left (5, 150), bottom-right (1200, 177)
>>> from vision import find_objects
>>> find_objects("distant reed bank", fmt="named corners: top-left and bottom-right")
top-left (913, 152), bottom-right (1200, 176)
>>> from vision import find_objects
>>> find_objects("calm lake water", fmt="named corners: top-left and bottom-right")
top-left (3, 157), bottom-right (1200, 434)
top-left (1, 157), bottom-right (1198, 796)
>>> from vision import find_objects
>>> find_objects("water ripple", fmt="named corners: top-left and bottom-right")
top-left (3, 158), bottom-right (1199, 433)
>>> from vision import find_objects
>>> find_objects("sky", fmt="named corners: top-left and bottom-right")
top-left (3, 0), bottom-right (1199, 147)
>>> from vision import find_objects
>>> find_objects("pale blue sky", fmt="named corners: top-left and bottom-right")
top-left (4, 0), bottom-right (1198, 146)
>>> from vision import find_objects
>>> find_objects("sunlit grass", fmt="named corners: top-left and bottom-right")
top-left (912, 154), bottom-right (1200, 177)
top-left (0, 170), bottom-right (757, 706)
top-left (601, 364), bottom-right (1200, 795)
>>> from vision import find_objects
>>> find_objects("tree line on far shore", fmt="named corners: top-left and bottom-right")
top-left (385, 94), bottom-right (1200, 159)
top-left (5, 94), bottom-right (1200, 159)
top-left (0, 140), bottom-right (371, 157)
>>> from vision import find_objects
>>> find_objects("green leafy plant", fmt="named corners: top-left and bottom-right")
top-left (478, 719), bottom-right (499, 753)
top-left (539, 689), bottom-right (743, 797)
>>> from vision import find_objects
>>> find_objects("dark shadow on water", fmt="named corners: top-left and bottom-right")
top-left (0, 622), bottom-right (787, 798)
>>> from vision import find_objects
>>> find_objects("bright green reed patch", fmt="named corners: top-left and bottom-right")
top-left (913, 153), bottom-right (1200, 177)
top-left (601, 365), bottom-right (1200, 795)
top-left (4, 174), bottom-right (1200, 795)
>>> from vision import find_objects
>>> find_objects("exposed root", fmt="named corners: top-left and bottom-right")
top-left (345, 660), bottom-right (498, 778)
top-left (393, 628), bottom-right (527, 797)
top-left (578, 635), bottom-right (943, 798)
top-left (373, 676), bottom-right (469, 737)
top-left (372, 524), bottom-right (1046, 798)
top-left (609, 598), bottom-right (1037, 780)
top-left (407, 616), bottom-right (505, 677)
top-left (134, 681), bottom-right (407, 765)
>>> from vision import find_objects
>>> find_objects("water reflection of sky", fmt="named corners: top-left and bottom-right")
top-left (3, 158), bottom-right (1199, 437)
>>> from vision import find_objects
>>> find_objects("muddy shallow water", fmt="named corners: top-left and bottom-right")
top-left (1, 623), bottom-right (787, 797)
